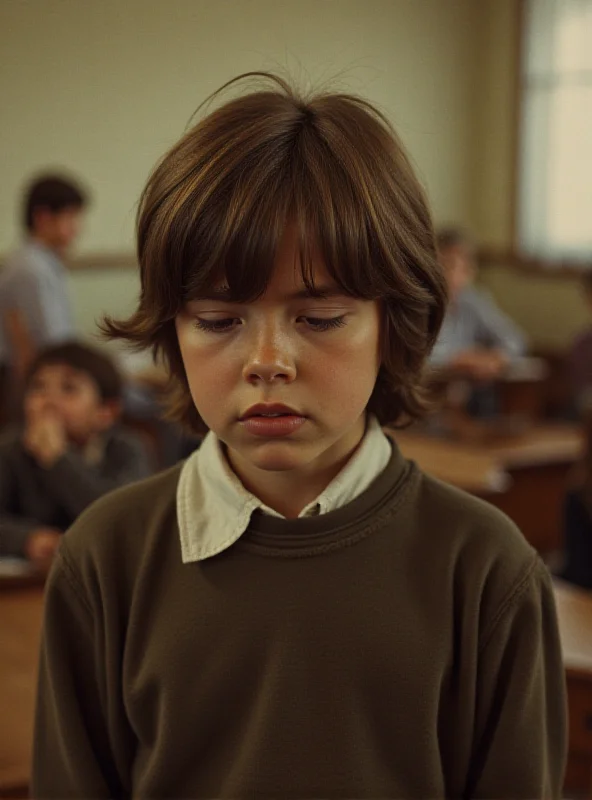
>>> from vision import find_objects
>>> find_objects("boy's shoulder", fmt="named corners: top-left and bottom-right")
top-left (405, 464), bottom-right (539, 601)
top-left (412, 465), bottom-right (529, 554)
top-left (62, 463), bottom-right (183, 569)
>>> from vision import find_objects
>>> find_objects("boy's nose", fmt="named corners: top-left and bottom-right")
top-left (242, 326), bottom-right (296, 385)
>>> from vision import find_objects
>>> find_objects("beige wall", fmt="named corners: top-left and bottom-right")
top-left (5, 0), bottom-right (576, 350)
top-left (0, 0), bottom-right (479, 337)
top-left (470, 0), bottom-right (518, 247)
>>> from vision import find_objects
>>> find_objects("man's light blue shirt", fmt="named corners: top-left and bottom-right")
top-left (430, 286), bottom-right (526, 367)
top-left (0, 240), bottom-right (74, 363)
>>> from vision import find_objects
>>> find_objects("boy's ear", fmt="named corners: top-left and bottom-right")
top-left (95, 400), bottom-right (122, 431)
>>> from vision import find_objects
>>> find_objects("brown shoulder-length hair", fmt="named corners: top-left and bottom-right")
top-left (103, 72), bottom-right (448, 433)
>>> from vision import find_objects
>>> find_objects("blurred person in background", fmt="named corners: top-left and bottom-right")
top-left (0, 174), bottom-right (86, 386)
top-left (0, 342), bottom-right (150, 567)
top-left (430, 227), bottom-right (526, 377)
top-left (430, 227), bottom-right (527, 417)
top-left (0, 173), bottom-right (197, 464)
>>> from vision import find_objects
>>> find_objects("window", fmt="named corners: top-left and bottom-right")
top-left (518, 0), bottom-right (592, 263)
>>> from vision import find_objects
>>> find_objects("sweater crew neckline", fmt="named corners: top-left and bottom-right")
top-left (237, 438), bottom-right (415, 557)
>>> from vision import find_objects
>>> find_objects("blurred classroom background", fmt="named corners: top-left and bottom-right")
top-left (2, 0), bottom-right (592, 797)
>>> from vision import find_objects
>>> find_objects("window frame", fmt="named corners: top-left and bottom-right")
top-left (489, 0), bottom-right (592, 276)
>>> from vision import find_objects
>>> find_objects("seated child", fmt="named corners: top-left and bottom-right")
top-left (430, 227), bottom-right (526, 378)
top-left (429, 227), bottom-right (527, 418)
top-left (0, 341), bottom-right (151, 566)
top-left (34, 74), bottom-right (566, 798)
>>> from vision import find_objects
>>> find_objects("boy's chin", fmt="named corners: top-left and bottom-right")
top-left (236, 440), bottom-right (316, 473)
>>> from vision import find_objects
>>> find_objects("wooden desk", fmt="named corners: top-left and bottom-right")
top-left (0, 584), bottom-right (45, 798)
top-left (487, 424), bottom-right (583, 554)
top-left (554, 580), bottom-right (592, 797)
top-left (498, 357), bottom-right (549, 418)
top-left (393, 430), bottom-right (508, 496)
top-left (394, 424), bottom-right (583, 554)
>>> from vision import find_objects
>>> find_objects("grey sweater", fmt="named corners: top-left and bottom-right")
top-left (0, 427), bottom-right (151, 557)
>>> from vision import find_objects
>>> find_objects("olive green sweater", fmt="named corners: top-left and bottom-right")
top-left (33, 441), bottom-right (566, 798)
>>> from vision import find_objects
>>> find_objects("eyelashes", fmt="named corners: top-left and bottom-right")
top-left (193, 316), bottom-right (348, 334)
top-left (193, 318), bottom-right (240, 333)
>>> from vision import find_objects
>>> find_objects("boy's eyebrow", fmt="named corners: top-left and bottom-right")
top-left (192, 285), bottom-right (348, 301)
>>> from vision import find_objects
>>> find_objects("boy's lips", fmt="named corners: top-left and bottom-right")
top-left (240, 403), bottom-right (303, 420)
top-left (239, 403), bottom-right (307, 438)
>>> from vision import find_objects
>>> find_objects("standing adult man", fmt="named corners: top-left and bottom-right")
top-left (0, 174), bottom-right (88, 381)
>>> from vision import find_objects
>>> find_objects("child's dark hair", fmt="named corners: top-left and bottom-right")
top-left (436, 227), bottom-right (471, 253)
top-left (25, 342), bottom-right (123, 403)
top-left (24, 174), bottom-right (88, 232)
top-left (103, 72), bottom-right (448, 432)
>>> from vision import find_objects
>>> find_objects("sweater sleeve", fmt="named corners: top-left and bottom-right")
top-left (32, 546), bottom-right (130, 798)
top-left (464, 557), bottom-right (567, 798)
top-left (38, 431), bottom-right (151, 520)
top-left (0, 439), bottom-right (40, 557)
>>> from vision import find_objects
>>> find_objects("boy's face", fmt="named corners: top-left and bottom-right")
top-left (176, 225), bottom-right (382, 478)
top-left (32, 207), bottom-right (83, 255)
top-left (25, 363), bottom-right (117, 443)
top-left (440, 242), bottom-right (475, 300)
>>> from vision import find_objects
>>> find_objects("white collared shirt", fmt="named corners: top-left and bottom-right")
top-left (177, 416), bottom-right (392, 563)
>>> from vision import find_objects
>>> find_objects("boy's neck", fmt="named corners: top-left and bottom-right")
top-left (225, 417), bottom-right (367, 519)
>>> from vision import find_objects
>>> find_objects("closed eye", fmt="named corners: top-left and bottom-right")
top-left (193, 318), bottom-right (240, 333)
top-left (193, 316), bottom-right (348, 334)
top-left (301, 316), bottom-right (347, 331)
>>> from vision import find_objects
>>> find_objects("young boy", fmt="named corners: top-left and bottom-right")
top-left (33, 74), bottom-right (566, 798)
top-left (0, 342), bottom-right (150, 566)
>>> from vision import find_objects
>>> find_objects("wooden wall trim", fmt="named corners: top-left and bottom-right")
top-left (479, 246), bottom-right (592, 279)
top-left (67, 252), bottom-right (138, 270)
top-left (0, 251), bottom-right (138, 271)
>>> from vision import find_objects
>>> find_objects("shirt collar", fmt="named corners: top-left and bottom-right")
top-left (177, 416), bottom-right (392, 563)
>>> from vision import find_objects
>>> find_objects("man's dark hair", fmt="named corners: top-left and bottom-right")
top-left (25, 341), bottom-right (123, 403)
top-left (24, 174), bottom-right (88, 232)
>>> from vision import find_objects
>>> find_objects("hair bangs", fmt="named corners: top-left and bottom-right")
top-left (175, 136), bottom-right (375, 305)
top-left (178, 166), bottom-right (292, 305)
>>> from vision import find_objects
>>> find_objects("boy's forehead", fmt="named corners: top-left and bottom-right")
top-left (32, 362), bottom-right (94, 386)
